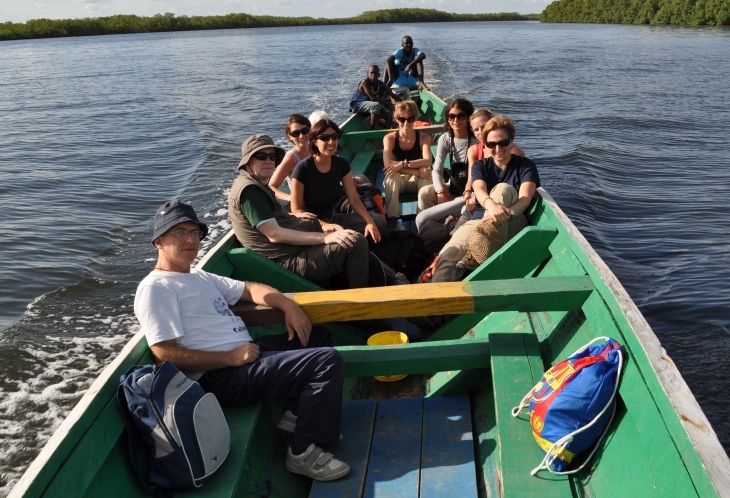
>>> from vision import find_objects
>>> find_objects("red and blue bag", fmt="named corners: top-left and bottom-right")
top-left (512, 337), bottom-right (624, 475)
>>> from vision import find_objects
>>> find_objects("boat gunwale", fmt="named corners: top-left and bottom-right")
top-left (537, 187), bottom-right (730, 496)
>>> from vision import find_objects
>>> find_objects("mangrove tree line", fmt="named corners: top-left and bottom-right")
top-left (0, 9), bottom-right (539, 41)
top-left (541, 0), bottom-right (730, 25)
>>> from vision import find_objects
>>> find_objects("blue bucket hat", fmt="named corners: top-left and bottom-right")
top-left (151, 199), bottom-right (208, 245)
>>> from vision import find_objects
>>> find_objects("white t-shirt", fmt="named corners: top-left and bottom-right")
top-left (134, 269), bottom-right (252, 353)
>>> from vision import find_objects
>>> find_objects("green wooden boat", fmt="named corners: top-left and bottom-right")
top-left (9, 90), bottom-right (730, 498)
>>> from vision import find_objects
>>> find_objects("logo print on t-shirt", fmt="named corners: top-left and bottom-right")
top-left (212, 297), bottom-right (234, 317)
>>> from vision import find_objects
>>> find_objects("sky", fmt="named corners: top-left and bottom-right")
top-left (0, 0), bottom-right (549, 24)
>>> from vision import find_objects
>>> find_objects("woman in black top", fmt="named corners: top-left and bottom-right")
top-left (381, 100), bottom-right (433, 219)
top-left (291, 119), bottom-right (384, 242)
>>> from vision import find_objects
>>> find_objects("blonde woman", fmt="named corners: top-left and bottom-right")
top-left (381, 100), bottom-right (433, 220)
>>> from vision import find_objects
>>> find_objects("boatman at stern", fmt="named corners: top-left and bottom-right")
top-left (384, 35), bottom-right (430, 91)
top-left (134, 199), bottom-right (350, 482)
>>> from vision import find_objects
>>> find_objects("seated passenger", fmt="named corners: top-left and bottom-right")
top-left (416, 98), bottom-right (476, 231)
top-left (350, 65), bottom-right (403, 130)
top-left (269, 114), bottom-right (311, 205)
top-left (291, 119), bottom-right (386, 241)
top-left (384, 36), bottom-right (430, 91)
top-left (382, 100), bottom-right (433, 220)
top-left (430, 116), bottom-right (540, 283)
top-left (136, 199), bottom-right (349, 481)
top-left (464, 108), bottom-right (526, 216)
top-left (228, 134), bottom-right (369, 289)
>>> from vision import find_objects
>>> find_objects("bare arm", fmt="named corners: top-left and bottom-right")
top-left (464, 144), bottom-right (479, 211)
top-left (242, 281), bottom-right (312, 345)
top-left (268, 153), bottom-right (298, 201)
top-left (342, 171), bottom-right (381, 242)
top-left (258, 218), bottom-right (359, 248)
top-left (473, 179), bottom-right (536, 225)
top-left (151, 340), bottom-right (260, 371)
top-left (404, 52), bottom-right (426, 72)
top-left (360, 80), bottom-right (377, 101)
top-left (383, 133), bottom-right (431, 178)
top-left (290, 178), bottom-right (306, 213)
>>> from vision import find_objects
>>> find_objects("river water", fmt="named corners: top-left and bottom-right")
top-left (0, 21), bottom-right (728, 493)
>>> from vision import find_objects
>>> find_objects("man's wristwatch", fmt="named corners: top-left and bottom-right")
top-left (508, 209), bottom-right (515, 218)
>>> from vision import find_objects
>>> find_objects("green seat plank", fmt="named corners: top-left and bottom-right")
top-left (490, 333), bottom-right (573, 497)
top-left (309, 399), bottom-right (377, 498)
top-left (350, 149), bottom-right (377, 176)
top-left (420, 396), bottom-right (478, 498)
top-left (427, 226), bottom-right (559, 344)
top-left (227, 248), bottom-right (320, 293)
top-left (176, 405), bottom-right (263, 497)
top-left (338, 337), bottom-right (490, 378)
top-left (363, 398), bottom-right (423, 498)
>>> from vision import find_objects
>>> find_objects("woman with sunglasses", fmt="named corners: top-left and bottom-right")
top-left (381, 100), bottom-right (433, 220)
top-left (415, 98), bottom-right (476, 231)
top-left (269, 114), bottom-right (312, 204)
top-left (465, 108), bottom-right (525, 214)
top-left (291, 119), bottom-right (385, 242)
top-left (430, 116), bottom-right (540, 283)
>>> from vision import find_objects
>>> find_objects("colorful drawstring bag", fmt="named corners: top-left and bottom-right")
top-left (512, 337), bottom-right (624, 475)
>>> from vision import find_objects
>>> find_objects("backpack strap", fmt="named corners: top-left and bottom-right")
top-left (117, 381), bottom-right (174, 497)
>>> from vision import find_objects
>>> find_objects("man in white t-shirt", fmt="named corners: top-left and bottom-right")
top-left (134, 199), bottom-right (350, 482)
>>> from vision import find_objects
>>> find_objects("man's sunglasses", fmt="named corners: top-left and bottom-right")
top-left (447, 112), bottom-right (467, 121)
top-left (252, 152), bottom-right (278, 161)
top-left (317, 133), bottom-right (341, 142)
top-left (289, 127), bottom-right (310, 138)
top-left (397, 116), bottom-right (416, 124)
top-left (486, 138), bottom-right (512, 149)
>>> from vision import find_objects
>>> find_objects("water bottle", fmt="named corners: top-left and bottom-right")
top-left (396, 219), bottom-right (406, 231)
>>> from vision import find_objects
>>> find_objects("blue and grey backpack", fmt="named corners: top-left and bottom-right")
top-left (117, 362), bottom-right (230, 496)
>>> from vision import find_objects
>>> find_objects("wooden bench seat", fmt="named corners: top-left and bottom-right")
top-left (350, 149), bottom-right (377, 176)
top-left (489, 333), bottom-right (573, 498)
top-left (310, 396), bottom-right (477, 498)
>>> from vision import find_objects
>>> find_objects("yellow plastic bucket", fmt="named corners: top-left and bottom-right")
top-left (367, 331), bottom-right (409, 382)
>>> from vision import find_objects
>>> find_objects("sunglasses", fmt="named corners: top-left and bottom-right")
top-left (447, 112), bottom-right (467, 121)
top-left (397, 116), bottom-right (416, 124)
top-left (289, 127), bottom-right (310, 138)
top-left (485, 138), bottom-right (512, 149)
top-left (252, 152), bottom-right (278, 161)
top-left (317, 133), bottom-right (341, 142)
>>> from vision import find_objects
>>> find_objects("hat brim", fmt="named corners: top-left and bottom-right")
top-left (238, 145), bottom-right (286, 169)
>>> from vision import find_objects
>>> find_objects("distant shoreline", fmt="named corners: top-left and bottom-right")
top-left (0, 8), bottom-right (540, 42)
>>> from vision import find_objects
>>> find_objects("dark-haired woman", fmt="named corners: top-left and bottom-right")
top-left (415, 98), bottom-right (476, 231)
top-left (269, 114), bottom-right (312, 204)
top-left (291, 119), bottom-right (385, 242)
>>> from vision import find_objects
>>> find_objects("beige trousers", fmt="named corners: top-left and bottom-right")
top-left (431, 183), bottom-right (528, 282)
top-left (383, 173), bottom-right (432, 218)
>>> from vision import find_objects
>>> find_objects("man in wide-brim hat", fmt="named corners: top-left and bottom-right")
top-left (228, 134), bottom-right (369, 289)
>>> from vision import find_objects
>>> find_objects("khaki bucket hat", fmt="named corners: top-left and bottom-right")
top-left (238, 134), bottom-right (286, 169)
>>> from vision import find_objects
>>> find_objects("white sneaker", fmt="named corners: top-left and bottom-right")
top-left (277, 410), bottom-right (297, 435)
top-left (285, 444), bottom-right (350, 481)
